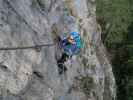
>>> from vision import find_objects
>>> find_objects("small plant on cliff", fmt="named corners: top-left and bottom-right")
top-left (79, 76), bottom-right (95, 97)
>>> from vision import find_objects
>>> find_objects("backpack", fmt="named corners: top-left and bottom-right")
top-left (70, 32), bottom-right (82, 49)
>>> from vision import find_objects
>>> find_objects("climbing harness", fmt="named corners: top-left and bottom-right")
top-left (0, 43), bottom-right (54, 51)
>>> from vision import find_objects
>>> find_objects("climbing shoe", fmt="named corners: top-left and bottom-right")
top-left (57, 63), bottom-right (67, 75)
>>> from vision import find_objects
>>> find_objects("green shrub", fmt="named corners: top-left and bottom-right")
top-left (96, 0), bottom-right (133, 100)
top-left (79, 76), bottom-right (95, 97)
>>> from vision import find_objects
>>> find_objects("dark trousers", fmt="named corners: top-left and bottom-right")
top-left (57, 53), bottom-right (69, 74)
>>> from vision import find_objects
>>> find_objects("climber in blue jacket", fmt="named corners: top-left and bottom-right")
top-left (62, 31), bottom-right (82, 56)
top-left (57, 31), bottom-right (82, 74)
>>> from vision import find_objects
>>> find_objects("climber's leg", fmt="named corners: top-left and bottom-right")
top-left (57, 53), bottom-right (69, 74)
top-left (57, 63), bottom-right (67, 75)
top-left (60, 53), bottom-right (69, 62)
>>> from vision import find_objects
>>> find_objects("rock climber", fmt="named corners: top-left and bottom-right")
top-left (57, 31), bottom-right (82, 74)
top-left (62, 31), bottom-right (81, 56)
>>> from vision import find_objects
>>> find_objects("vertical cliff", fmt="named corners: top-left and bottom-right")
top-left (0, 0), bottom-right (116, 100)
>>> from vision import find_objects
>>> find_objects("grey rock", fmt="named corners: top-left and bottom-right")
top-left (0, 0), bottom-right (116, 100)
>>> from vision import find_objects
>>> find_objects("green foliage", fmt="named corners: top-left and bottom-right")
top-left (82, 57), bottom-right (88, 67)
top-left (80, 76), bottom-right (95, 97)
top-left (96, 0), bottom-right (133, 100)
top-left (96, 0), bottom-right (132, 48)
top-left (127, 79), bottom-right (133, 100)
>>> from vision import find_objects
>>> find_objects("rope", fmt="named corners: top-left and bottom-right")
top-left (2, 0), bottom-right (55, 51)
top-left (0, 43), bottom-right (54, 51)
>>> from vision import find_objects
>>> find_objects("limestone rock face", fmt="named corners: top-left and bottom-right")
top-left (0, 0), bottom-right (116, 100)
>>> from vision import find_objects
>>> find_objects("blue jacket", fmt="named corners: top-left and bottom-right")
top-left (62, 32), bottom-right (81, 56)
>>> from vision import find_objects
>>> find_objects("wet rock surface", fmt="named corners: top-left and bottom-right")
top-left (0, 0), bottom-right (116, 100)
